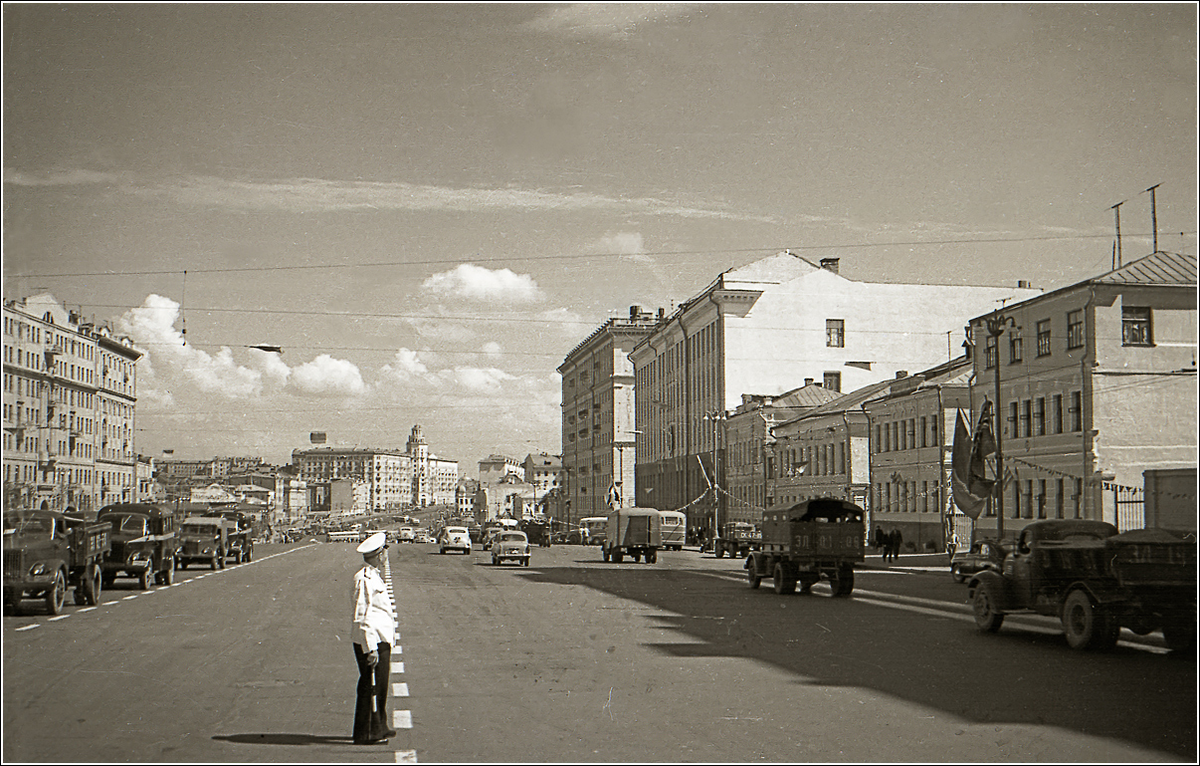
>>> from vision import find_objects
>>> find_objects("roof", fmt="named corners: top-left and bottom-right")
top-left (1092, 251), bottom-right (1196, 286)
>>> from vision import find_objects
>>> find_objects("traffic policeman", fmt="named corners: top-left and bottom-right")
top-left (351, 532), bottom-right (396, 745)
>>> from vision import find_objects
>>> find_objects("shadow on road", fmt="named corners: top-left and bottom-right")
top-left (522, 564), bottom-right (1196, 760)
top-left (212, 733), bottom-right (358, 746)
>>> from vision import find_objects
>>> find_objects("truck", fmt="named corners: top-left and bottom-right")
top-left (968, 519), bottom-right (1197, 652)
top-left (97, 503), bottom-right (179, 590)
top-left (520, 517), bottom-right (552, 548)
top-left (176, 516), bottom-right (231, 570)
top-left (218, 509), bottom-right (254, 563)
top-left (714, 521), bottom-right (762, 559)
top-left (744, 497), bottom-right (866, 596)
top-left (602, 506), bottom-right (662, 564)
top-left (4, 509), bottom-right (111, 614)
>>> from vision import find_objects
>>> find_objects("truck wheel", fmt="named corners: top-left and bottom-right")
top-left (632, 551), bottom-right (642, 563)
top-left (602, 547), bottom-right (610, 563)
top-left (138, 567), bottom-right (152, 591)
top-left (244, 547), bottom-right (252, 563)
top-left (798, 576), bottom-right (816, 594)
top-left (161, 561), bottom-right (174, 586)
top-left (218, 551), bottom-right (226, 570)
top-left (716, 545), bottom-right (726, 559)
top-left (972, 583), bottom-right (1004, 633)
top-left (773, 564), bottom-right (795, 595)
top-left (1163, 618), bottom-right (1197, 654)
top-left (747, 562), bottom-right (762, 589)
top-left (831, 566), bottom-right (855, 597)
top-left (648, 549), bottom-right (657, 564)
top-left (1062, 589), bottom-right (1112, 650)
top-left (46, 570), bottom-right (66, 615)
top-left (614, 550), bottom-right (624, 563)
top-left (79, 564), bottom-right (101, 605)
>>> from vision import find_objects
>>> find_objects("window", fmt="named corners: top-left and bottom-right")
top-left (1069, 390), bottom-right (1082, 432)
top-left (1032, 319), bottom-right (1051, 357)
top-left (1067, 310), bottom-right (1084, 350)
top-left (823, 372), bottom-right (841, 393)
top-left (1122, 307), bottom-right (1152, 346)
top-left (1052, 394), bottom-right (1063, 434)
top-left (1020, 400), bottom-right (1031, 438)
top-left (826, 319), bottom-right (844, 348)
top-left (1034, 397), bottom-right (1045, 436)
top-left (984, 335), bottom-right (997, 369)
top-left (1008, 331), bottom-right (1023, 363)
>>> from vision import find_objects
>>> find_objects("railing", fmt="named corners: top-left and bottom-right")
top-left (1114, 486), bottom-right (1145, 532)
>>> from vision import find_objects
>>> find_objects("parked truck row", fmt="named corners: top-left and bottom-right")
top-left (4, 503), bottom-right (258, 614)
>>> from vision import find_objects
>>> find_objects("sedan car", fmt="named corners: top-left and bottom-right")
top-left (439, 526), bottom-right (472, 555)
top-left (491, 530), bottom-right (531, 567)
top-left (950, 539), bottom-right (1007, 583)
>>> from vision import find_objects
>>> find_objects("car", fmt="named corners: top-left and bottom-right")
top-left (398, 526), bottom-right (416, 543)
top-left (439, 526), bottom-right (472, 555)
top-left (950, 539), bottom-right (1006, 583)
top-left (414, 530), bottom-right (431, 544)
top-left (491, 530), bottom-right (531, 567)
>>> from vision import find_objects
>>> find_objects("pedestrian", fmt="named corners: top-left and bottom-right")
top-left (874, 525), bottom-right (885, 555)
top-left (892, 528), bottom-right (904, 563)
top-left (351, 532), bottom-right (396, 745)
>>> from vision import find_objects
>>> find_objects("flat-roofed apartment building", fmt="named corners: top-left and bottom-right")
top-left (292, 447), bottom-right (412, 513)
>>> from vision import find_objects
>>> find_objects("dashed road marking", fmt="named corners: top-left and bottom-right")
top-left (393, 710), bottom-right (413, 729)
top-left (393, 682), bottom-right (409, 697)
top-left (395, 750), bottom-right (418, 763)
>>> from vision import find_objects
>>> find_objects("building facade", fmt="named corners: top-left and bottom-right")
top-left (863, 356), bottom-right (974, 553)
top-left (629, 252), bottom-right (1039, 530)
top-left (966, 250), bottom-right (1197, 539)
top-left (292, 447), bottom-right (412, 512)
top-left (3, 293), bottom-right (141, 514)
top-left (523, 452), bottom-right (562, 501)
top-left (558, 305), bottom-right (662, 525)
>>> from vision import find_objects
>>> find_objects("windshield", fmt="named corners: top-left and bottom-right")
top-left (183, 523), bottom-right (218, 534)
top-left (116, 516), bottom-right (149, 536)
top-left (500, 533), bottom-right (525, 542)
top-left (446, 527), bottom-right (468, 535)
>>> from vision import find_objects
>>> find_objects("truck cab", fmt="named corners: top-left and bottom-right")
top-left (98, 503), bottom-right (178, 590)
top-left (4, 509), bottom-right (110, 613)
top-left (177, 516), bottom-right (231, 570)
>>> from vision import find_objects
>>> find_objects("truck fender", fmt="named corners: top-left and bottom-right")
top-left (968, 570), bottom-right (1015, 611)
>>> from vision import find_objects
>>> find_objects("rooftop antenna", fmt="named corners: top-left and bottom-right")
top-left (180, 270), bottom-right (188, 346)
top-left (1110, 200), bottom-right (1125, 268)
top-left (1143, 184), bottom-right (1161, 253)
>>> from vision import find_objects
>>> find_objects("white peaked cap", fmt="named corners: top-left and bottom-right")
top-left (357, 532), bottom-right (388, 554)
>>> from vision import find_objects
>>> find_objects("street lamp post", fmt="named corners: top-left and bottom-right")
top-left (984, 312), bottom-right (1017, 542)
top-left (703, 410), bottom-right (727, 543)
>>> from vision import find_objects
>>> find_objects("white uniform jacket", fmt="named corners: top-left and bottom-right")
top-left (351, 564), bottom-right (395, 651)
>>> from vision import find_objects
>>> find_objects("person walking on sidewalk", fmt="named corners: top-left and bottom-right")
top-left (351, 532), bottom-right (397, 745)
top-left (891, 528), bottom-right (904, 563)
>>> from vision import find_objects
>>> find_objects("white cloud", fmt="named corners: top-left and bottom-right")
top-left (421, 264), bottom-right (544, 304)
top-left (481, 341), bottom-right (503, 356)
top-left (523, 3), bottom-right (703, 40)
top-left (449, 366), bottom-right (517, 395)
top-left (595, 231), bottom-right (653, 264)
top-left (289, 354), bottom-right (367, 397)
top-left (119, 295), bottom-right (263, 398)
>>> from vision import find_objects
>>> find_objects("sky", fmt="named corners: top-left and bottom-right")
top-left (3, 3), bottom-right (1197, 475)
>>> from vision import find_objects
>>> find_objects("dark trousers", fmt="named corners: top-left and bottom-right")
top-left (353, 641), bottom-right (391, 743)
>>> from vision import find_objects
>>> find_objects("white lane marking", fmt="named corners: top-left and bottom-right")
top-left (77, 607), bottom-right (97, 613)
top-left (15, 624), bottom-right (40, 631)
top-left (393, 682), bottom-right (409, 697)
top-left (392, 661), bottom-right (404, 674)
top-left (122, 595), bottom-right (139, 601)
top-left (393, 710), bottom-right (413, 729)
top-left (395, 750), bottom-right (418, 763)
top-left (394, 645), bottom-right (402, 655)
top-left (48, 615), bottom-right (70, 622)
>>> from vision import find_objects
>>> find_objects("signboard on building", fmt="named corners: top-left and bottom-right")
top-left (310, 432), bottom-right (327, 444)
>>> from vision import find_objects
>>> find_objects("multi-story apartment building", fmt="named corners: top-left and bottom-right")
top-left (721, 383), bottom-right (841, 525)
top-left (862, 356), bottom-right (974, 552)
top-left (523, 452), bottom-right (562, 501)
top-left (404, 425), bottom-right (458, 506)
top-left (292, 447), bottom-right (412, 513)
top-left (629, 252), bottom-right (1039, 530)
top-left (456, 477), bottom-right (479, 519)
top-left (966, 250), bottom-right (1196, 538)
top-left (3, 292), bottom-right (140, 513)
top-left (769, 378), bottom-right (891, 522)
top-left (559, 305), bottom-right (662, 523)
top-left (478, 454), bottom-right (523, 483)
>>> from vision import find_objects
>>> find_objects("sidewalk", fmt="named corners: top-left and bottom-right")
top-left (860, 551), bottom-right (951, 570)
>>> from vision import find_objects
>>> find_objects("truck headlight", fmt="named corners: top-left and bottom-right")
top-left (29, 563), bottom-right (47, 577)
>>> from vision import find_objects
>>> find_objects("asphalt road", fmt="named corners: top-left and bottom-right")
top-left (3, 541), bottom-right (1195, 763)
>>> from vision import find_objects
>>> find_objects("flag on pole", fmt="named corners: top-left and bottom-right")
top-left (951, 408), bottom-right (994, 519)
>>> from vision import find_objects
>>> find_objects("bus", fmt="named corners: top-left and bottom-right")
top-left (657, 510), bottom-right (686, 551)
top-left (580, 516), bottom-right (608, 546)
top-left (326, 529), bottom-right (363, 543)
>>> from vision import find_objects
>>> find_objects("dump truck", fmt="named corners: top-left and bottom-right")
top-left (4, 509), bottom-right (111, 614)
top-left (602, 506), bottom-right (662, 564)
top-left (745, 497), bottom-right (866, 595)
top-left (968, 519), bottom-right (1197, 652)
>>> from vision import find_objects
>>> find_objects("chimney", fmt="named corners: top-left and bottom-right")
top-left (820, 258), bottom-right (840, 274)
top-left (1017, 280), bottom-right (1031, 289)
top-left (629, 305), bottom-right (641, 320)
top-left (657, 307), bottom-right (665, 321)
top-left (896, 370), bottom-right (908, 379)
top-left (804, 378), bottom-right (814, 386)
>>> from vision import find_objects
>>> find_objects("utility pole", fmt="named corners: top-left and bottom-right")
top-left (1111, 200), bottom-right (1125, 268)
top-left (984, 312), bottom-right (1017, 541)
top-left (1144, 183), bottom-right (1161, 253)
